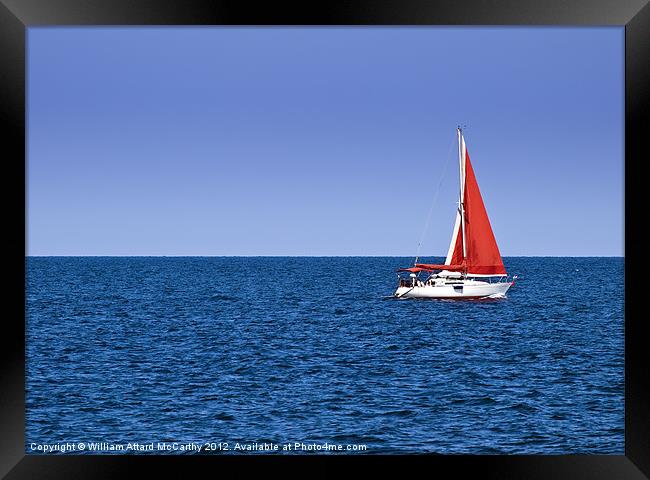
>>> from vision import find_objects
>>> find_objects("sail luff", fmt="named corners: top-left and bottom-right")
top-left (444, 128), bottom-right (467, 268)
top-left (458, 128), bottom-right (467, 261)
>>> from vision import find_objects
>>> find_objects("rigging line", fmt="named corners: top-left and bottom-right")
top-left (414, 135), bottom-right (456, 265)
top-left (395, 285), bottom-right (416, 298)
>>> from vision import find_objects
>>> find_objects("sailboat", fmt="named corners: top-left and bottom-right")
top-left (394, 127), bottom-right (514, 299)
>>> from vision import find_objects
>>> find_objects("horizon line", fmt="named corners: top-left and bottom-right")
top-left (25, 254), bottom-right (625, 258)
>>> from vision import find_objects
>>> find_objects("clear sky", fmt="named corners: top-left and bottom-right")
top-left (27, 27), bottom-right (623, 256)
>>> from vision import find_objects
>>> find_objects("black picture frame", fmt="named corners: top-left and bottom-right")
top-left (2, 0), bottom-right (647, 477)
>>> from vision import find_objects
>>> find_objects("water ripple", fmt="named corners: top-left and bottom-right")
top-left (26, 256), bottom-right (623, 454)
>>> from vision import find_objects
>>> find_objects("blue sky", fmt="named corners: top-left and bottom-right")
top-left (27, 27), bottom-right (623, 256)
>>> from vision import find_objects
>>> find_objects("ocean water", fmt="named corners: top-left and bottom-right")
top-left (25, 257), bottom-right (624, 454)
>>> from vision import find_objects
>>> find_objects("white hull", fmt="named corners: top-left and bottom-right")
top-left (394, 280), bottom-right (512, 299)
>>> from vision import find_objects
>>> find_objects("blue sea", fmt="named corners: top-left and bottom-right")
top-left (25, 257), bottom-right (624, 454)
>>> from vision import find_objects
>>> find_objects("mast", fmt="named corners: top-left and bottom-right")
top-left (457, 127), bottom-right (467, 261)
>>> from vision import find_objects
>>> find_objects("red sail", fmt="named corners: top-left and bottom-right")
top-left (461, 149), bottom-right (506, 275)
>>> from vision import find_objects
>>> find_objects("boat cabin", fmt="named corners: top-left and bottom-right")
top-left (397, 269), bottom-right (465, 288)
top-left (397, 268), bottom-right (508, 288)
